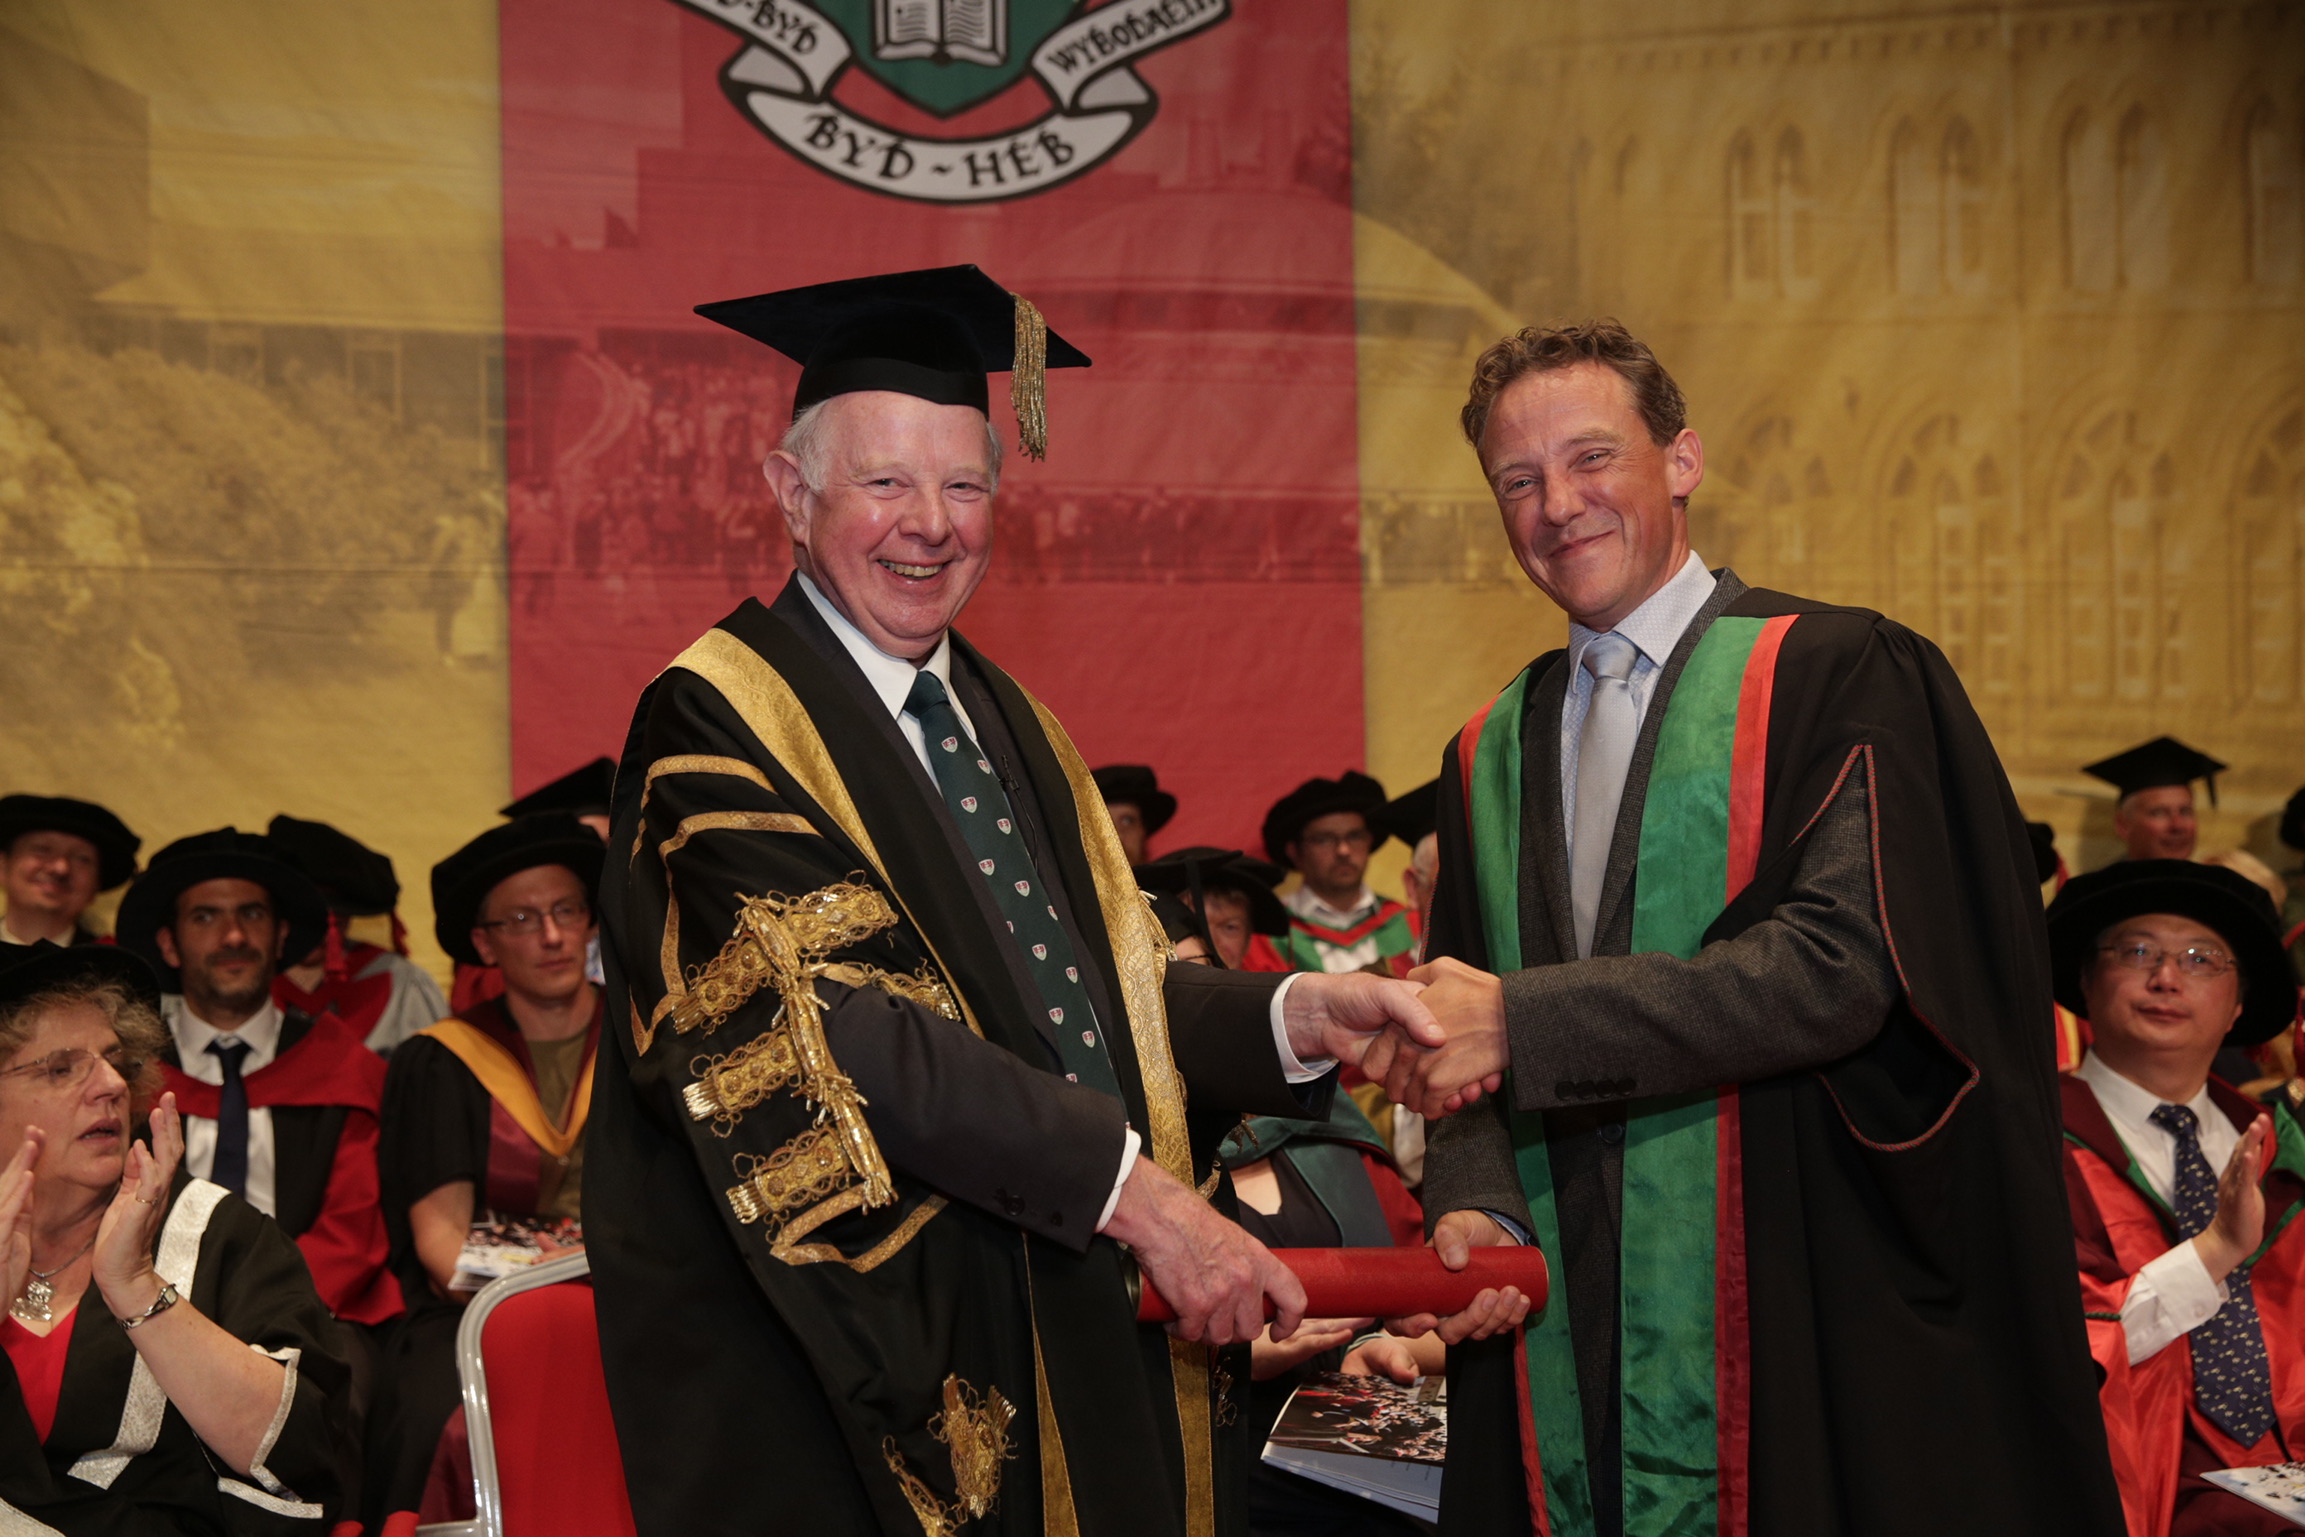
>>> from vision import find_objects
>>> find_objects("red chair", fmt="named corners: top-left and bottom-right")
top-left (411, 1252), bottom-right (636, 1537)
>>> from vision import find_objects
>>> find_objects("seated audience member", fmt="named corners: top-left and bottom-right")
top-left (1094, 763), bottom-right (1177, 867)
top-left (0, 796), bottom-right (140, 947)
top-left (2085, 738), bottom-right (2224, 863)
top-left (114, 832), bottom-right (400, 1328)
top-left (366, 814), bottom-right (604, 1522)
top-left (1261, 773), bottom-right (1418, 976)
top-left (267, 815), bottom-right (447, 1055)
top-left (1378, 779), bottom-right (1440, 957)
top-left (448, 759), bottom-right (616, 1017)
top-left (2053, 860), bottom-right (2305, 1536)
top-left (1223, 1059), bottom-right (1433, 1537)
top-left (1137, 845), bottom-right (1292, 970)
top-left (0, 941), bottom-right (349, 1531)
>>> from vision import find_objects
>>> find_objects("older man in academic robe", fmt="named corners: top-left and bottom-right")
top-left (584, 266), bottom-right (1506, 1537)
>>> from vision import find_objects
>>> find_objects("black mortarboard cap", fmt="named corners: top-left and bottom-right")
top-left (694, 265), bottom-right (1090, 460)
top-left (2082, 737), bottom-right (2227, 807)
top-left (500, 758), bottom-right (617, 820)
top-left (1262, 772), bottom-right (1390, 868)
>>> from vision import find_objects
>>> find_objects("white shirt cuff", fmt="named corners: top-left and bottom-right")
top-left (2122, 1240), bottom-right (2230, 1366)
top-left (1268, 972), bottom-right (1333, 1083)
top-left (1095, 1126), bottom-right (1142, 1233)
top-left (1481, 1209), bottom-right (1530, 1245)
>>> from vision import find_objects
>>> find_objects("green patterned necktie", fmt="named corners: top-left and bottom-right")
top-left (903, 670), bottom-right (1120, 1098)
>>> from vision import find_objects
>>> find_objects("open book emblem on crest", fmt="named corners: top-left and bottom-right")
top-left (876, 0), bottom-right (1006, 67)
top-left (667, 0), bottom-right (1233, 203)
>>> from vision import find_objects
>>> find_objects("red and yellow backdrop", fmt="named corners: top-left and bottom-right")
top-left (2, 0), bottom-right (2300, 977)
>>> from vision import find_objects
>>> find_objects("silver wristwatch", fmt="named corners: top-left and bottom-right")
top-left (117, 1280), bottom-right (180, 1330)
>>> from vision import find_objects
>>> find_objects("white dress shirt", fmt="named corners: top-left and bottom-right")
top-left (2075, 1052), bottom-right (2238, 1364)
top-left (166, 994), bottom-right (283, 1217)
top-left (1559, 550), bottom-right (1719, 841)
top-left (796, 574), bottom-right (1319, 1229)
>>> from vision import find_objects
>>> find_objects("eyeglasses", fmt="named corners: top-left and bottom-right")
top-left (1298, 829), bottom-right (1372, 853)
top-left (0, 1045), bottom-right (145, 1093)
top-left (2097, 939), bottom-right (2236, 980)
top-left (479, 898), bottom-right (593, 938)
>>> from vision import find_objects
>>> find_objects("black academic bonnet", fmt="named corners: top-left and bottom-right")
top-left (1092, 764), bottom-right (1176, 835)
top-left (266, 814), bottom-right (399, 916)
top-left (1261, 771), bottom-right (1389, 868)
top-left (2281, 785), bottom-right (2305, 853)
top-left (1136, 846), bottom-right (1290, 937)
top-left (113, 829), bottom-right (331, 988)
top-left (1143, 891), bottom-right (1204, 950)
top-left (432, 814), bottom-right (606, 967)
top-left (2083, 736), bottom-right (2227, 807)
top-left (499, 756), bottom-right (617, 820)
top-left (0, 940), bottom-right (161, 1017)
top-left (1373, 779), bottom-right (1439, 849)
top-left (0, 795), bottom-right (141, 890)
top-left (2026, 822), bottom-right (2060, 885)
top-left (2045, 859), bottom-right (2299, 1047)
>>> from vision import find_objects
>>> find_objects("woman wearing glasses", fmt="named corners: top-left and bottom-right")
top-left (364, 813), bottom-right (604, 1528)
top-left (0, 941), bottom-right (346, 1532)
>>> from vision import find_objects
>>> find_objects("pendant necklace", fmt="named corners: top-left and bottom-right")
top-left (11, 1234), bottom-right (97, 1326)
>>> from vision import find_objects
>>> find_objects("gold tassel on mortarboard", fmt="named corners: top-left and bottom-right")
top-left (1012, 294), bottom-right (1048, 462)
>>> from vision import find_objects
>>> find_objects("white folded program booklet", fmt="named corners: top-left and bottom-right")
top-left (2204, 1462), bottom-right (2305, 1528)
top-left (1261, 1370), bottom-right (1446, 1521)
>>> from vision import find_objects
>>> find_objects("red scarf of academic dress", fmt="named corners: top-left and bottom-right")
top-left (160, 1012), bottom-right (401, 1324)
top-left (416, 998), bottom-right (599, 1218)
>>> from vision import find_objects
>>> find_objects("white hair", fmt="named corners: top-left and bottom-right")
top-left (773, 397), bottom-right (1005, 496)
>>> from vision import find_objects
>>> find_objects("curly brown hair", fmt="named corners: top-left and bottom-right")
top-left (1461, 319), bottom-right (1688, 450)
top-left (0, 980), bottom-right (169, 1115)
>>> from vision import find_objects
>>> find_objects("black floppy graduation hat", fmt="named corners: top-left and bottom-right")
top-left (695, 264), bottom-right (1090, 461)
top-left (500, 757), bottom-right (617, 821)
top-left (113, 829), bottom-right (331, 989)
top-left (0, 939), bottom-right (160, 1013)
top-left (2082, 737), bottom-right (2227, 807)
top-left (1091, 765), bottom-right (1177, 835)
top-left (266, 815), bottom-right (399, 916)
top-left (431, 815), bottom-right (607, 967)
top-left (2280, 786), bottom-right (2305, 853)
top-left (2026, 822), bottom-right (2061, 886)
top-left (1373, 779), bottom-right (1439, 849)
top-left (0, 795), bottom-right (141, 890)
top-left (1261, 772), bottom-right (1389, 868)
top-left (2045, 859), bottom-right (2298, 1046)
top-left (1135, 846), bottom-right (1291, 937)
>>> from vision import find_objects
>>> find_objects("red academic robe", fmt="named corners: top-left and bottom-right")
top-left (2065, 1073), bottom-right (2305, 1537)
top-left (161, 1010), bottom-right (402, 1325)
top-left (273, 939), bottom-right (398, 1041)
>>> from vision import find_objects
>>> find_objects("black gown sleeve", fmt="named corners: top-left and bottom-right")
top-left (377, 1033), bottom-right (490, 1295)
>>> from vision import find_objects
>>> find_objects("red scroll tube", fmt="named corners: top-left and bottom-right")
top-left (1132, 1247), bottom-right (1548, 1324)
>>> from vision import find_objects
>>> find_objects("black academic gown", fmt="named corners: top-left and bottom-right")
top-left (1426, 588), bottom-right (2124, 1536)
top-left (0, 1172), bottom-right (350, 1534)
top-left (587, 576), bottom-right (1317, 1537)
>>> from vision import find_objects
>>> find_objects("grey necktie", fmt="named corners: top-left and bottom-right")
top-left (1571, 633), bottom-right (1640, 959)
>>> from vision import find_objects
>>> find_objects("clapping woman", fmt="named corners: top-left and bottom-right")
top-left (0, 942), bottom-right (348, 1533)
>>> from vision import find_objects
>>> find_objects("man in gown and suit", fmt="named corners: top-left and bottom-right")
top-left (584, 266), bottom-right (1512, 1537)
top-left (1367, 320), bottom-right (2124, 1536)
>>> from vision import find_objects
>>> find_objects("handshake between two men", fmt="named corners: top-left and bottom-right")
top-left (1103, 961), bottom-right (1523, 1370)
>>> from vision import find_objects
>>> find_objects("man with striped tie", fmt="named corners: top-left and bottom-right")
top-left (2054, 859), bottom-right (2305, 1536)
